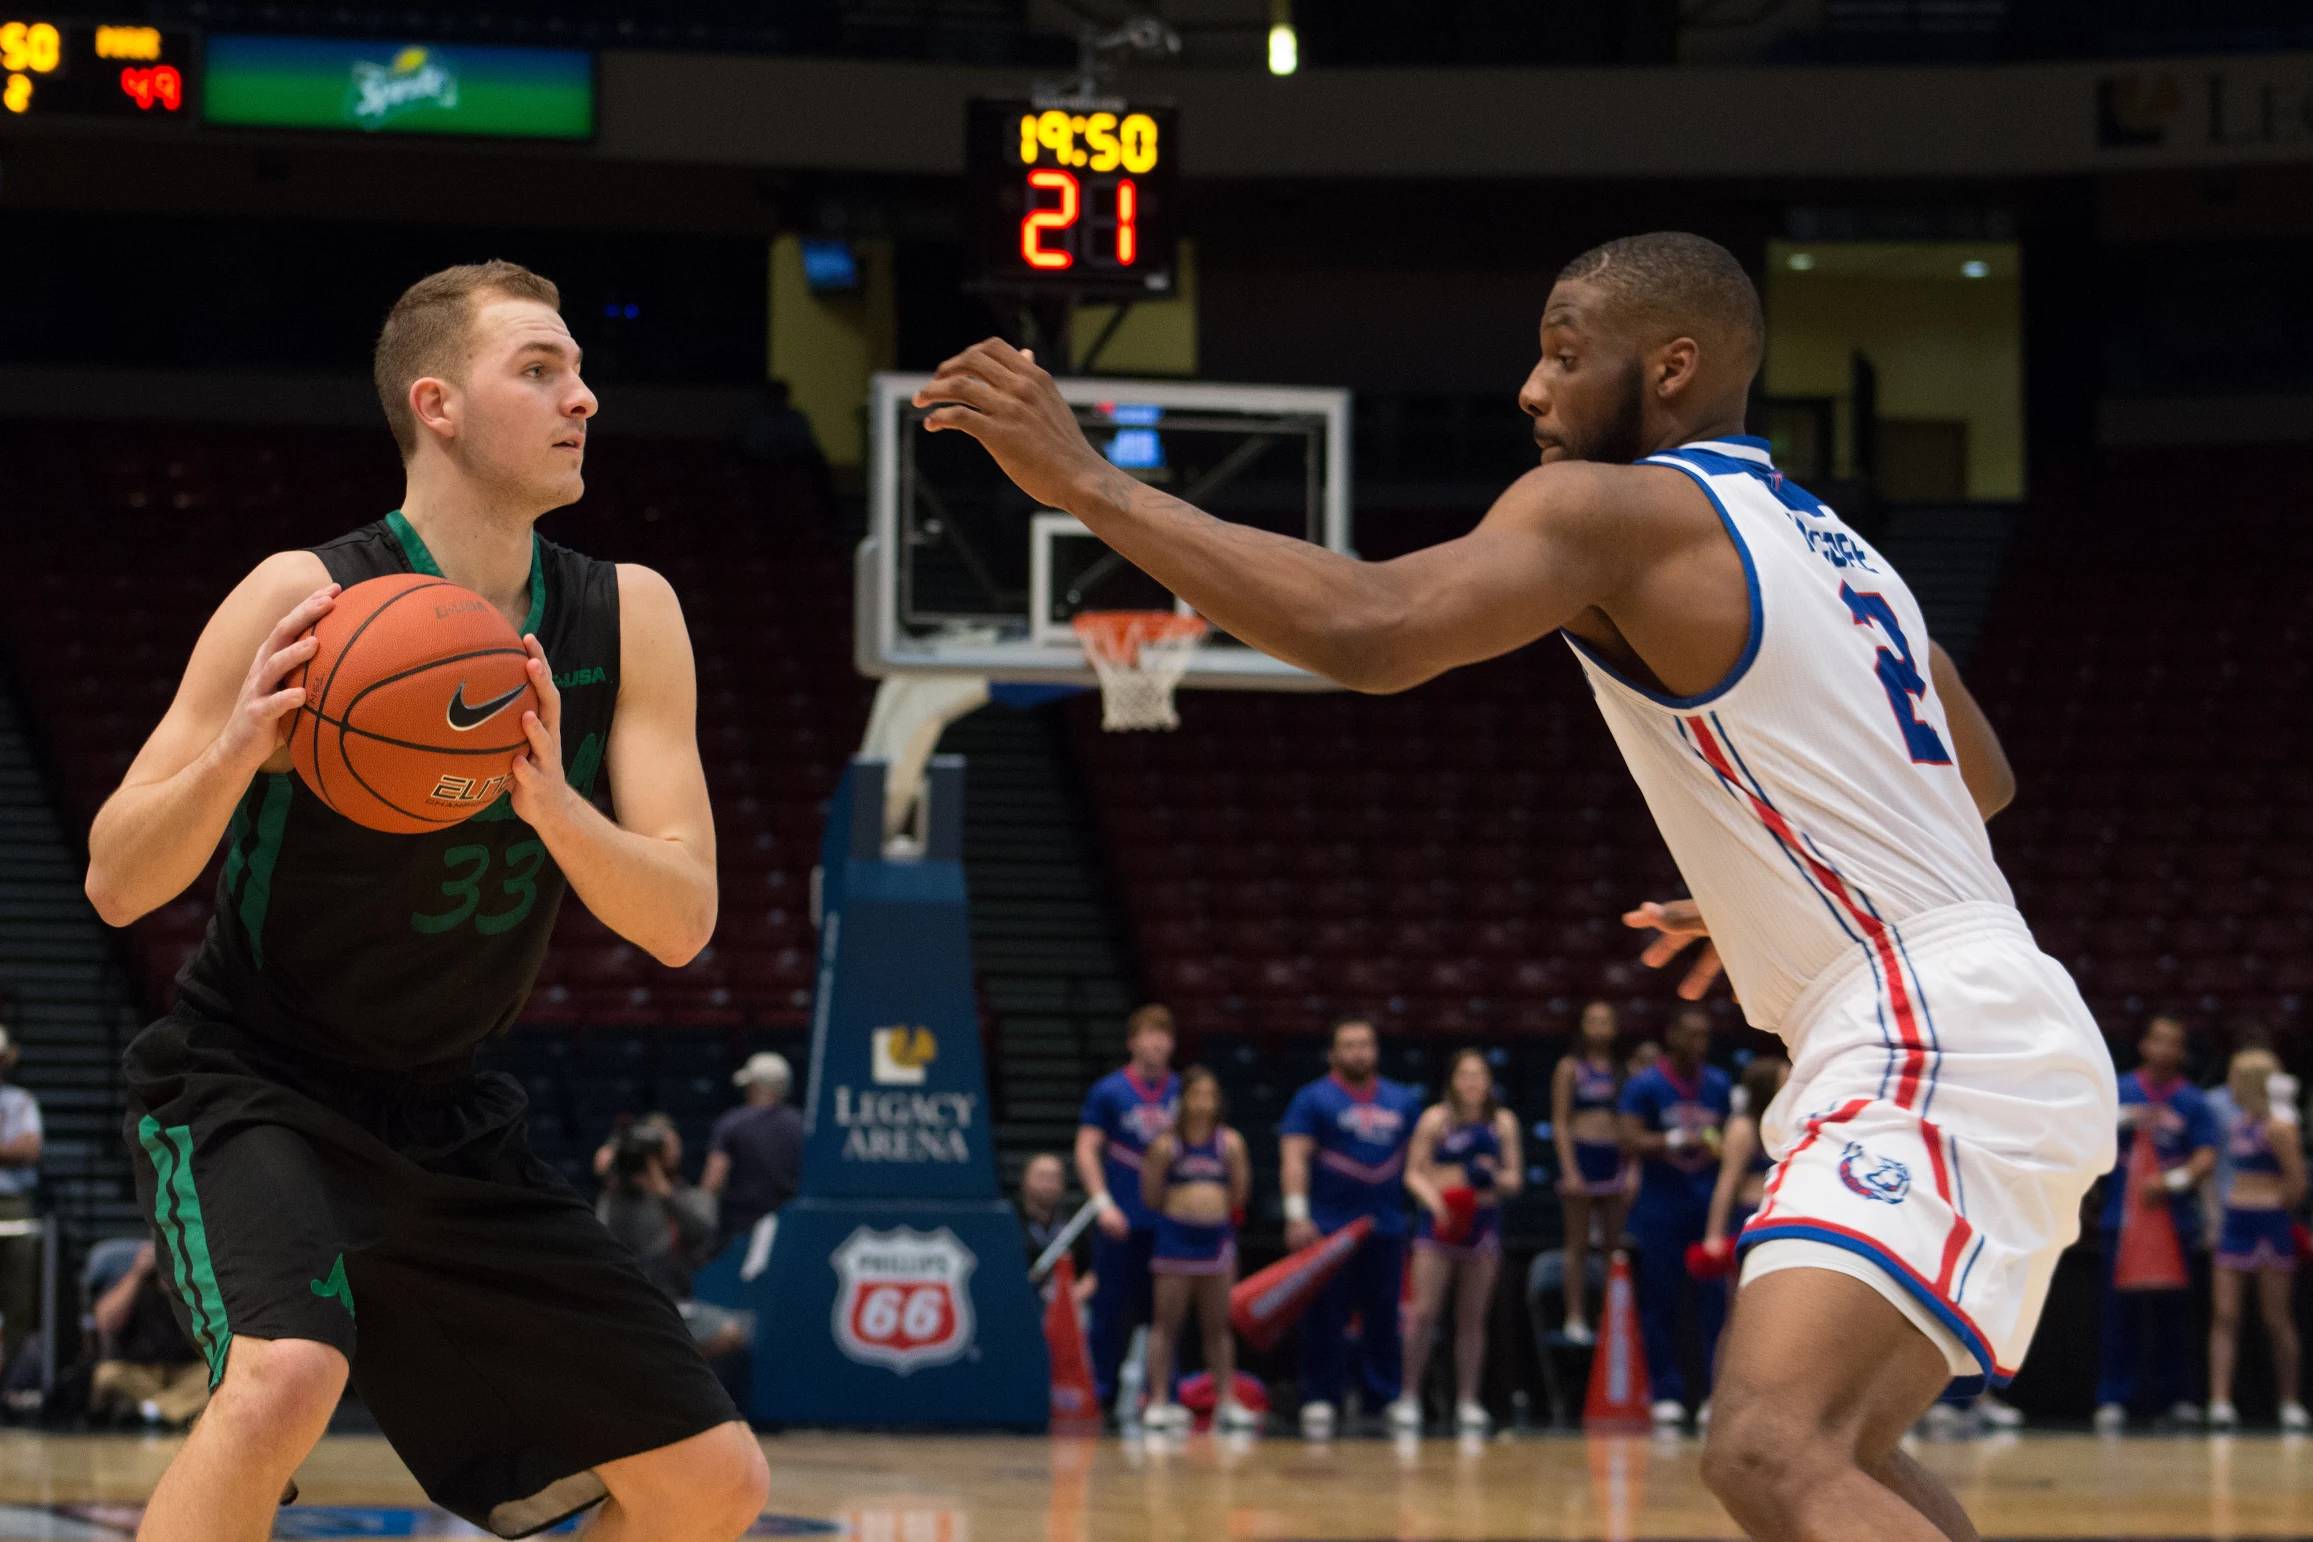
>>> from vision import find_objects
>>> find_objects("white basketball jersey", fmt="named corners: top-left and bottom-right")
top-left (1567, 435), bottom-right (2014, 1037)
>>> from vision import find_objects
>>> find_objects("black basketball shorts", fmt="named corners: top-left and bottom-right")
top-left (122, 1014), bottom-right (740, 1538)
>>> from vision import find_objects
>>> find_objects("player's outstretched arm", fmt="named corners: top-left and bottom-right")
top-left (1928, 640), bottom-right (2014, 820)
top-left (511, 564), bottom-right (716, 966)
top-left (85, 553), bottom-right (337, 926)
top-left (914, 340), bottom-right (1661, 693)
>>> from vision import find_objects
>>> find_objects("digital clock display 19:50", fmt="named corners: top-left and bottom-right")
top-left (965, 98), bottom-right (1178, 296)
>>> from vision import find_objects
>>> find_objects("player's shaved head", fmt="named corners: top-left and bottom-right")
top-left (1523, 232), bottom-right (1762, 466)
top-left (1554, 232), bottom-right (1764, 373)
top-left (375, 259), bottom-right (562, 460)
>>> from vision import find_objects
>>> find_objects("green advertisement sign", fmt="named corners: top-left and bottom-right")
top-left (204, 36), bottom-right (593, 140)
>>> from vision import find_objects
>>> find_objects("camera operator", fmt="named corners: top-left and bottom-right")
top-left (595, 1114), bottom-right (717, 1302)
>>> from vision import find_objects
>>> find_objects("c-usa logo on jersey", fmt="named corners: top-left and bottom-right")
top-left (1838, 1141), bottom-right (1912, 1205)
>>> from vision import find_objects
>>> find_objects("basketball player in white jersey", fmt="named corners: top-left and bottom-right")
top-left (914, 232), bottom-right (2116, 1542)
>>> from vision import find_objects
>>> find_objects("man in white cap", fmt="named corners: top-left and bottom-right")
top-left (0, 1022), bottom-right (41, 1369)
top-left (703, 1052), bottom-right (805, 1250)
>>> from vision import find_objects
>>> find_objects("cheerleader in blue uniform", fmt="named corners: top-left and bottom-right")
top-left (1399, 1049), bottom-right (1524, 1435)
top-left (2208, 1047), bottom-right (2309, 1431)
top-left (1139, 1067), bottom-right (1254, 1435)
top-left (1702, 1055), bottom-right (1789, 1264)
top-left (1550, 1000), bottom-right (1629, 1344)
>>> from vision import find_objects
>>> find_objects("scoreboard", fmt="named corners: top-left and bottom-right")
top-left (0, 19), bottom-right (197, 117)
top-left (965, 97), bottom-right (1178, 298)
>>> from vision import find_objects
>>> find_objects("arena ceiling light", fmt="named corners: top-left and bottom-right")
top-left (1268, 0), bottom-right (1297, 75)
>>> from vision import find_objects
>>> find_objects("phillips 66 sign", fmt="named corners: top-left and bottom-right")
top-left (830, 1226), bottom-right (979, 1374)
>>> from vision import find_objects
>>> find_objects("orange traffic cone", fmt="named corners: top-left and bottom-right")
top-left (1583, 1250), bottom-right (1652, 1433)
top-left (1044, 1254), bottom-right (1101, 1429)
top-left (2114, 1131), bottom-right (2189, 1291)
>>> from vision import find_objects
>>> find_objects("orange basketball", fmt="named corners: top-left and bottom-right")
top-left (287, 574), bottom-right (541, 834)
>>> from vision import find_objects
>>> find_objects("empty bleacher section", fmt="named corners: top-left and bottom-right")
top-left (0, 422), bottom-right (855, 1176)
top-left (1969, 447), bottom-right (2313, 1058)
top-left (1064, 633), bottom-right (1741, 1232)
top-left (0, 674), bottom-right (149, 1234)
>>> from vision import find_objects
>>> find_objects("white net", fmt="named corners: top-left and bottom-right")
top-left (1072, 611), bottom-right (1210, 731)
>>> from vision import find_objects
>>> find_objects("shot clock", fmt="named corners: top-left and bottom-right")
top-left (965, 97), bottom-right (1178, 297)
top-left (0, 19), bottom-right (196, 117)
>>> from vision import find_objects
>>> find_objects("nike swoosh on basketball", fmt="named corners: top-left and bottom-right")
top-left (446, 681), bottom-right (527, 731)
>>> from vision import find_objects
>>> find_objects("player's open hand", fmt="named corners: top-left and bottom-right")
top-left (913, 339), bottom-right (1110, 512)
top-left (219, 582), bottom-right (338, 774)
top-left (509, 635), bottom-right (572, 829)
top-left (1622, 898), bottom-right (1725, 1000)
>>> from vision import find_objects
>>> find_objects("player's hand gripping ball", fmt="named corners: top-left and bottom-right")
top-left (286, 574), bottom-right (540, 833)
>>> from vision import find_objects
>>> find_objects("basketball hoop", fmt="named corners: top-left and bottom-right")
top-left (1071, 611), bottom-right (1209, 731)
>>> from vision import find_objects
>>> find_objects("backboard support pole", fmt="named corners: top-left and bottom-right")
top-left (861, 673), bottom-right (991, 850)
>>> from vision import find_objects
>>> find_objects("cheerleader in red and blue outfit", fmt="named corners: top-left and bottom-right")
top-left (1400, 1048), bottom-right (1523, 1435)
top-left (1701, 1054), bottom-right (1789, 1267)
top-left (1139, 1066), bottom-right (1253, 1435)
top-left (2208, 1047), bottom-right (2309, 1431)
top-left (1550, 1000), bottom-right (1629, 1345)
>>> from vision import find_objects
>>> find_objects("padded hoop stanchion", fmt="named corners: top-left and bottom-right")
top-left (1071, 610), bottom-right (1209, 731)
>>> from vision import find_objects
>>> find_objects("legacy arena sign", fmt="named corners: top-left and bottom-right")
top-left (828, 1025), bottom-right (978, 1164)
top-left (831, 1088), bottom-right (979, 1163)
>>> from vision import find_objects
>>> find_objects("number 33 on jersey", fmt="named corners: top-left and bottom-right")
top-left (1568, 436), bottom-right (2010, 1034)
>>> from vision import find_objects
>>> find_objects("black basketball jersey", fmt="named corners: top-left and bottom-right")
top-left (176, 511), bottom-right (623, 1070)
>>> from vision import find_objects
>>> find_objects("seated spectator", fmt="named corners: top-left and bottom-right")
top-left (1018, 1152), bottom-right (1097, 1306)
top-left (703, 1053), bottom-right (806, 1250)
top-left (87, 1240), bottom-right (207, 1429)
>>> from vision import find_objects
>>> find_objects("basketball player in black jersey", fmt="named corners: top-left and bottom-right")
top-left (84, 262), bottom-right (767, 1541)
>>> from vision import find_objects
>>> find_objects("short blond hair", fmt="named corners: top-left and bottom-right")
top-left (2230, 1048), bottom-right (2280, 1123)
top-left (373, 260), bottom-right (561, 460)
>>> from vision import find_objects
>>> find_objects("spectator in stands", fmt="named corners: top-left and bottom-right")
top-left (1019, 1151), bottom-right (1097, 1307)
top-left (1400, 1048), bottom-right (1523, 1436)
top-left (0, 1024), bottom-right (41, 1370)
top-left (703, 1051), bottom-right (806, 1250)
top-left (1551, 1000), bottom-right (1629, 1346)
top-left (598, 1114), bottom-right (717, 1301)
top-left (1280, 1015), bottom-right (1421, 1440)
top-left (1076, 1004), bottom-right (1180, 1415)
top-left (2206, 1047), bottom-right (2308, 1431)
top-left (1138, 1067), bottom-right (1255, 1435)
top-left (2095, 1012), bottom-right (2218, 1433)
top-left (87, 1240), bottom-right (207, 1429)
top-left (1618, 1007), bottom-right (1730, 1429)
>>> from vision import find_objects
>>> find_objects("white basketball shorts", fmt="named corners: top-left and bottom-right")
top-left (1737, 900), bottom-right (2119, 1383)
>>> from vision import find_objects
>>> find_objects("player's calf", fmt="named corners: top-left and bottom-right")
top-left (591, 1421), bottom-right (769, 1541)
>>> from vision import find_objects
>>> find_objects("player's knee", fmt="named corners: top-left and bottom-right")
top-left (620, 1422), bottom-right (767, 1535)
top-left (215, 1337), bottom-right (348, 1434)
top-left (1700, 1401), bottom-right (1815, 1514)
top-left (691, 1424), bottom-right (770, 1535)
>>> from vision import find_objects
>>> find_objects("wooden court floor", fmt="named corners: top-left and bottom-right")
top-left (0, 1428), bottom-right (2308, 1538)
